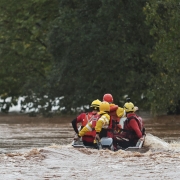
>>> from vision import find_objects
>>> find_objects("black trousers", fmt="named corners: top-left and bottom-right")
top-left (83, 141), bottom-right (95, 147)
top-left (113, 137), bottom-right (136, 149)
top-left (99, 128), bottom-right (108, 138)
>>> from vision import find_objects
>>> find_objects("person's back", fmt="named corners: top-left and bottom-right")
top-left (124, 110), bottom-right (144, 144)
top-left (103, 93), bottom-right (125, 132)
top-left (113, 102), bottom-right (145, 149)
top-left (78, 101), bottom-right (111, 143)
top-left (71, 99), bottom-right (101, 146)
top-left (95, 101), bottom-right (111, 140)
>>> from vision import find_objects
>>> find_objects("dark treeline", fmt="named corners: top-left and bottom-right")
top-left (0, 0), bottom-right (180, 115)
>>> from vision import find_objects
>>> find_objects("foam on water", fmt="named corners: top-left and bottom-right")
top-left (62, 133), bottom-right (178, 154)
top-left (44, 132), bottom-right (180, 157)
top-left (144, 133), bottom-right (170, 150)
top-left (142, 134), bottom-right (180, 153)
top-left (169, 141), bottom-right (180, 152)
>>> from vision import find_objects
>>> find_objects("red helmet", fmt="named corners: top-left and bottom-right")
top-left (103, 94), bottom-right (113, 103)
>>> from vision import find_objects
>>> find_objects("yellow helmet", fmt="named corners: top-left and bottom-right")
top-left (90, 99), bottom-right (101, 110)
top-left (99, 101), bottom-right (110, 112)
top-left (124, 102), bottom-right (135, 112)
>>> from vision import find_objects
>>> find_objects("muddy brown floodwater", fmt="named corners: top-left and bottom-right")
top-left (0, 112), bottom-right (180, 180)
top-left (0, 113), bottom-right (75, 153)
top-left (1, 112), bottom-right (179, 152)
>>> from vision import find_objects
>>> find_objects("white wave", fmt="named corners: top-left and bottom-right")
top-left (144, 133), bottom-right (170, 150)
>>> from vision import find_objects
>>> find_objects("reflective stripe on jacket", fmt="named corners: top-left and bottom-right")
top-left (95, 113), bottom-right (110, 133)
top-left (79, 113), bottom-right (99, 137)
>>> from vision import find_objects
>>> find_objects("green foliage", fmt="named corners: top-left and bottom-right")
top-left (144, 0), bottom-right (180, 114)
top-left (0, 0), bottom-right (59, 112)
top-left (48, 0), bottom-right (154, 111)
top-left (4, 0), bottom-right (178, 115)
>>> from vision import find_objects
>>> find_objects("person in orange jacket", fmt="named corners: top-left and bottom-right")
top-left (71, 99), bottom-right (101, 146)
top-left (103, 94), bottom-right (139, 133)
top-left (103, 93), bottom-right (125, 133)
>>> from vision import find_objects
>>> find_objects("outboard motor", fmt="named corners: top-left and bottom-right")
top-left (100, 137), bottom-right (114, 151)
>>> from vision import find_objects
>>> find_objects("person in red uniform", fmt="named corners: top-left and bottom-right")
top-left (71, 99), bottom-right (101, 146)
top-left (78, 101), bottom-right (110, 142)
top-left (103, 93), bottom-right (125, 134)
top-left (103, 94), bottom-right (139, 132)
top-left (113, 102), bottom-right (145, 149)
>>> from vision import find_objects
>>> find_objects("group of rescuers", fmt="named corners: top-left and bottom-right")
top-left (71, 94), bottom-right (145, 151)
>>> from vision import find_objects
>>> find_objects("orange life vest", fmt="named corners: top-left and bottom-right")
top-left (82, 113), bottom-right (99, 137)
top-left (109, 104), bottom-right (122, 132)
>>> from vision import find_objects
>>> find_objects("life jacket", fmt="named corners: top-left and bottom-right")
top-left (98, 110), bottom-right (121, 138)
top-left (108, 104), bottom-right (122, 131)
top-left (109, 104), bottom-right (119, 121)
top-left (82, 113), bottom-right (99, 137)
top-left (106, 116), bottom-right (114, 138)
top-left (123, 115), bottom-right (145, 140)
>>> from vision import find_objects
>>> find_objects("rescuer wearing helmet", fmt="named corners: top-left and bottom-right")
top-left (103, 94), bottom-right (139, 132)
top-left (103, 93), bottom-right (125, 132)
top-left (103, 94), bottom-right (114, 103)
top-left (71, 99), bottom-right (101, 146)
top-left (95, 101), bottom-right (111, 140)
top-left (78, 101), bottom-right (111, 142)
top-left (113, 102), bottom-right (145, 149)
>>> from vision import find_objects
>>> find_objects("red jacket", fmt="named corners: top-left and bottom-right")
top-left (123, 113), bottom-right (144, 140)
top-left (75, 112), bottom-right (99, 142)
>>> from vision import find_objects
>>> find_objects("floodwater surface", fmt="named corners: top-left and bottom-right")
top-left (0, 113), bottom-right (180, 180)
top-left (0, 114), bottom-right (74, 153)
top-left (0, 112), bottom-right (180, 152)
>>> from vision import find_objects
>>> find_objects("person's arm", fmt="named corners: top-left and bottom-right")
top-left (95, 120), bottom-right (104, 133)
top-left (79, 123), bottom-right (92, 137)
top-left (129, 119), bottom-right (142, 138)
top-left (110, 104), bottom-right (124, 118)
top-left (95, 114), bottom-right (110, 133)
top-left (110, 105), bottom-right (118, 112)
top-left (71, 118), bottom-right (79, 134)
top-left (116, 107), bottom-right (125, 117)
top-left (72, 113), bottom-right (85, 134)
